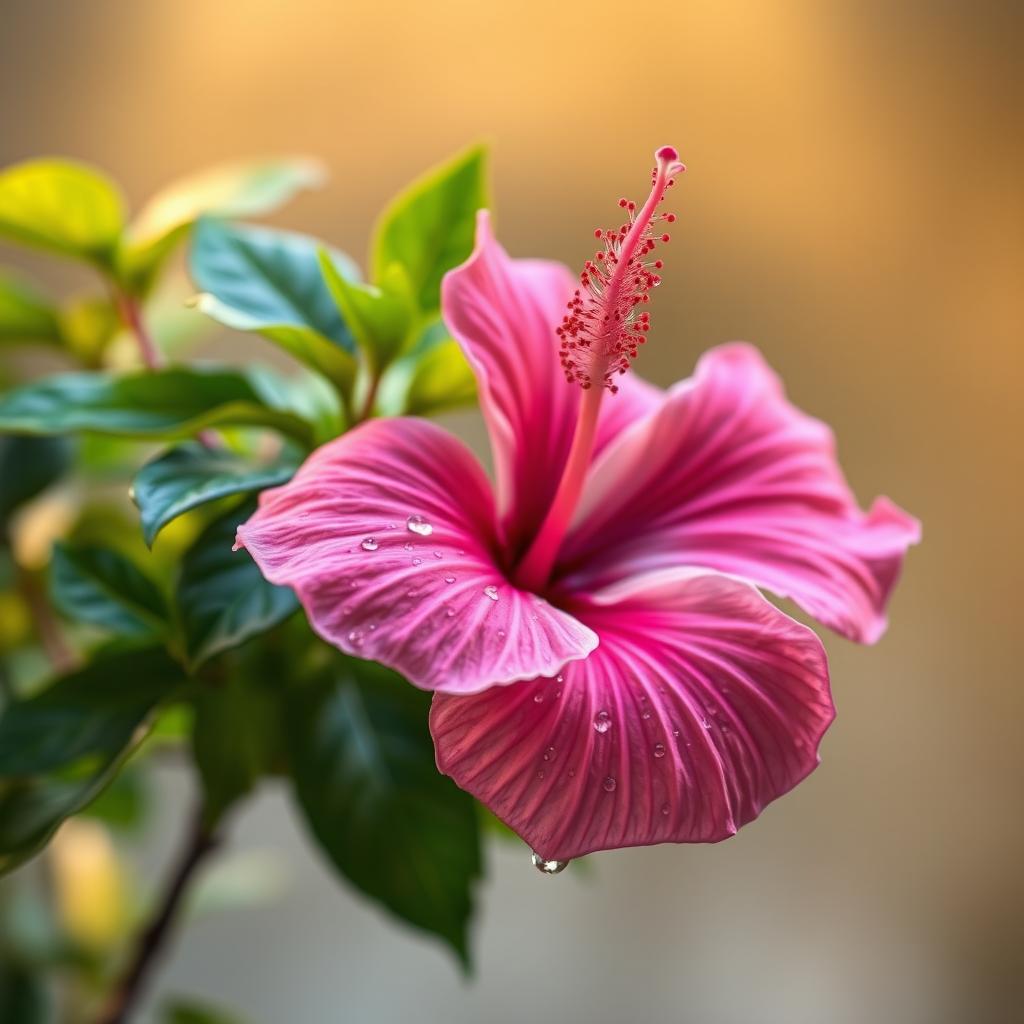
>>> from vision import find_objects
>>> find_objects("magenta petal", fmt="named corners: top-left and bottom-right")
top-left (237, 418), bottom-right (597, 693)
top-left (442, 212), bottom-right (660, 556)
top-left (559, 343), bottom-right (921, 644)
top-left (431, 569), bottom-right (833, 861)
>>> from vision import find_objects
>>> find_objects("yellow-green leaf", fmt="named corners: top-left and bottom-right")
top-left (0, 159), bottom-right (125, 265)
top-left (0, 269), bottom-right (63, 346)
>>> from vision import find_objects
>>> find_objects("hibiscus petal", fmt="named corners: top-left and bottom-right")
top-left (237, 417), bottom-right (597, 694)
top-left (431, 569), bottom-right (833, 861)
top-left (558, 343), bottom-right (921, 644)
top-left (442, 211), bottom-right (661, 557)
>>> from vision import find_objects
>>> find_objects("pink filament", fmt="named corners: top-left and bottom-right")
top-left (514, 147), bottom-right (684, 592)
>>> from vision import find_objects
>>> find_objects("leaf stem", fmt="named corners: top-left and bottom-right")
top-left (92, 799), bottom-right (222, 1024)
top-left (114, 289), bottom-right (163, 370)
top-left (355, 369), bottom-right (382, 424)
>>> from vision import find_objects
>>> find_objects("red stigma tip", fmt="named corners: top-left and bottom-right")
top-left (656, 145), bottom-right (679, 162)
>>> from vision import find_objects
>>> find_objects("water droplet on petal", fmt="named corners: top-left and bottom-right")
top-left (537, 770), bottom-right (545, 779)
top-left (556, 674), bottom-right (564, 683)
top-left (568, 768), bottom-right (576, 778)
top-left (445, 606), bottom-right (456, 617)
top-left (533, 693), bottom-right (544, 704)
top-left (673, 729), bottom-right (681, 737)
top-left (497, 629), bottom-right (506, 639)
top-left (483, 585), bottom-right (499, 601)
top-left (433, 551), bottom-right (443, 559)
top-left (593, 710), bottom-right (612, 734)
top-left (444, 575), bottom-right (456, 584)
top-left (653, 743), bottom-right (666, 758)
top-left (543, 746), bottom-right (555, 761)
top-left (406, 514), bottom-right (433, 536)
top-left (532, 852), bottom-right (569, 875)
top-left (602, 776), bottom-right (617, 792)
top-left (412, 557), bottom-right (422, 566)
top-left (403, 542), bottom-right (413, 552)
top-left (347, 629), bottom-right (364, 647)
top-left (642, 710), bottom-right (652, 720)
top-left (661, 803), bottom-right (670, 816)
top-left (360, 537), bottom-right (379, 551)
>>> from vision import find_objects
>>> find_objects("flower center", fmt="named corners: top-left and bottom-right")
top-left (558, 145), bottom-right (684, 392)
top-left (513, 146), bottom-right (684, 592)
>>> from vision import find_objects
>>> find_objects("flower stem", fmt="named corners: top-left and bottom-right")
top-left (93, 800), bottom-right (222, 1024)
top-left (355, 370), bottom-right (382, 425)
top-left (114, 290), bottom-right (163, 370)
top-left (513, 382), bottom-right (605, 591)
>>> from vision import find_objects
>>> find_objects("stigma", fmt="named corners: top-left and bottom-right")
top-left (557, 145), bottom-right (685, 392)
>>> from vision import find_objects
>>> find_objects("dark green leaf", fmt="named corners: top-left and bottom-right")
top-left (0, 647), bottom-right (183, 873)
top-left (49, 542), bottom-right (168, 638)
top-left (371, 145), bottom-right (487, 313)
top-left (287, 657), bottom-right (481, 966)
top-left (0, 368), bottom-right (314, 446)
top-left (189, 218), bottom-right (360, 393)
top-left (177, 499), bottom-right (298, 668)
top-left (133, 443), bottom-right (298, 547)
top-left (192, 672), bottom-right (282, 825)
top-left (77, 763), bottom-right (146, 831)
top-left (0, 159), bottom-right (125, 266)
top-left (0, 270), bottom-right (63, 346)
top-left (0, 435), bottom-right (73, 525)
top-left (0, 958), bottom-right (49, 1024)
top-left (120, 157), bottom-right (324, 294)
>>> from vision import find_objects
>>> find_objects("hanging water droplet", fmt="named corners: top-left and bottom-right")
top-left (483, 585), bottom-right (499, 601)
top-left (360, 537), bottom-right (379, 551)
top-left (347, 629), bottom-right (364, 647)
top-left (444, 575), bottom-right (456, 584)
top-left (602, 776), bottom-right (617, 792)
top-left (406, 514), bottom-right (433, 536)
top-left (593, 710), bottom-right (612, 734)
top-left (412, 557), bottom-right (422, 566)
top-left (532, 852), bottom-right (569, 875)
top-left (653, 742), bottom-right (666, 758)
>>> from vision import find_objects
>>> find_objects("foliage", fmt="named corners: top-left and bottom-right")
top-left (0, 144), bottom-right (492, 1019)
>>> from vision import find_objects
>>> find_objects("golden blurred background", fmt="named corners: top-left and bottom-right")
top-left (2, 1), bottom-right (1022, 1021)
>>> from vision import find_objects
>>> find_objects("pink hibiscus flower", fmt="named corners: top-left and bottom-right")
top-left (238, 147), bottom-right (919, 867)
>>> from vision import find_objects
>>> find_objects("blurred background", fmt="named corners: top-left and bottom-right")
top-left (1, 0), bottom-right (1021, 1022)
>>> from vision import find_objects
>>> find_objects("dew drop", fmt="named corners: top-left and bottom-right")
top-left (532, 852), bottom-right (569, 875)
top-left (347, 629), bottom-right (364, 648)
top-left (602, 776), bottom-right (617, 793)
top-left (444, 575), bottom-right (456, 584)
top-left (433, 551), bottom-right (443, 559)
top-left (642, 710), bottom-right (652, 720)
top-left (533, 693), bottom-right (544, 704)
top-left (661, 803), bottom-right (670, 816)
top-left (403, 542), bottom-right (413, 552)
top-left (653, 742), bottom-right (666, 758)
top-left (360, 537), bottom-right (379, 551)
top-left (543, 746), bottom-right (556, 761)
top-left (483, 585), bottom-right (499, 602)
top-left (412, 557), bottom-right (423, 566)
top-left (593, 710), bottom-right (612, 734)
top-left (567, 768), bottom-right (576, 778)
top-left (556, 674), bottom-right (564, 683)
top-left (673, 729), bottom-right (681, 738)
top-left (537, 770), bottom-right (545, 779)
top-left (445, 606), bottom-right (456, 618)
top-left (406, 514), bottom-right (433, 536)
top-left (497, 628), bottom-right (506, 639)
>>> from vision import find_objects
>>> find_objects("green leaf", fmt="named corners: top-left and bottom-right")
top-left (371, 145), bottom-right (487, 314)
top-left (0, 269), bottom-right (63, 346)
top-left (0, 959), bottom-right (49, 1024)
top-left (0, 435), bottom-right (73, 526)
top-left (0, 647), bottom-right (182, 874)
top-left (287, 657), bottom-right (481, 966)
top-left (49, 542), bottom-right (168, 637)
top-left (177, 498), bottom-right (298, 669)
top-left (58, 295), bottom-right (120, 365)
top-left (192, 671), bottom-right (282, 825)
top-left (319, 250), bottom-right (414, 370)
top-left (189, 218), bottom-right (360, 394)
top-left (120, 157), bottom-right (324, 293)
top-left (163, 997), bottom-right (246, 1024)
top-left (404, 337), bottom-right (477, 414)
top-left (0, 367), bottom-right (314, 446)
top-left (77, 762), bottom-right (147, 831)
top-left (0, 159), bottom-right (125, 266)
top-left (133, 443), bottom-right (299, 547)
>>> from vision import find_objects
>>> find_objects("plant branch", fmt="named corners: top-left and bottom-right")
top-left (114, 289), bottom-right (163, 370)
top-left (93, 801), bottom-right (222, 1024)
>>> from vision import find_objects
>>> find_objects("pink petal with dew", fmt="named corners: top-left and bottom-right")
top-left (558, 343), bottom-right (921, 644)
top-left (431, 568), bottom-right (833, 862)
top-left (441, 211), bottom-right (662, 558)
top-left (237, 418), bottom-right (597, 694)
